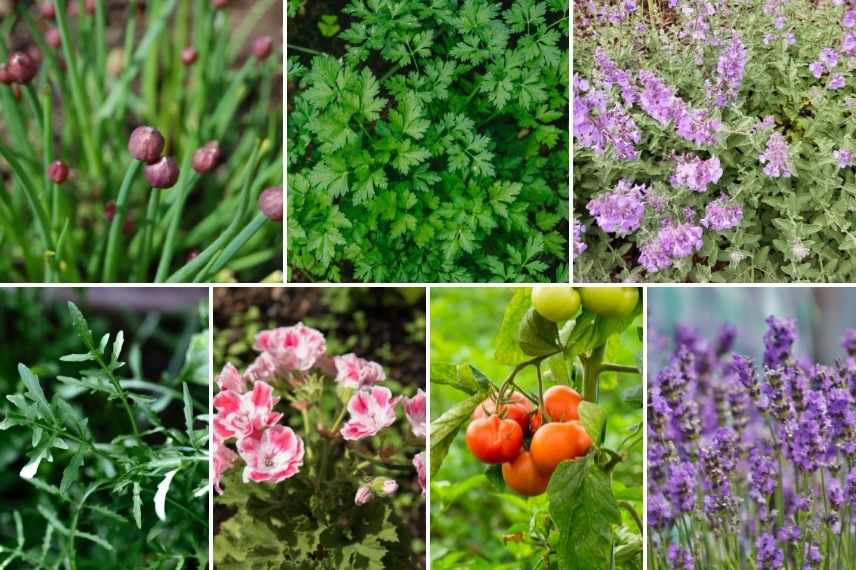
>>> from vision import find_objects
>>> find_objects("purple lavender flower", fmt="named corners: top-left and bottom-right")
top-left (803, 544), bottom-right (823, 569)
top-left (667, 544), bottom-right (694, 570)
top-left (759, 132), bottom-right (794, 178)
top-left (763, 315), bottom-right (798, 368)
top-left (788, 391), bottom-right (830, 472)
top-left (747, 446), bottom-right (777, 503)
top-left (701, 196), bottom-right (743, 231)
top-left (666, 461), bottom-right (697, 513)
top-left (586, 179), bottom-right (646, 235)
top-left (670, 154), bottom-right (723, 192)
top-left (842, 329), bottom-right (856, 357)
top-left (572, 219), bottom-right (587, 260)
top-left (833, 149), bottom-right (852, 168)
top-left (648, 491), bottom-right (672, 529)
top-left (847, 466), bottom-right (856, 508)
top-left (756, 533), bottom-right (785, 569)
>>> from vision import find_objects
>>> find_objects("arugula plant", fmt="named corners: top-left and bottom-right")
top-left (288, 0), bottom-right (570, 283)
top-left (0, 300), bottom-right (209, 569)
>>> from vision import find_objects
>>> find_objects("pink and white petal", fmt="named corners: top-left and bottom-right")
top-left (244, 468), bottom-right (274, 483)
top-left (213, 390), bottom-right (241, 414)
top-left (251, 381), bottom-right (274, 408)
top-left (213, 416), bottom-right (236, 440)
top-left (348, 391), bottom-right (370, 416)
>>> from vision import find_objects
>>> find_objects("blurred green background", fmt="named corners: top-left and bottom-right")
top-left (648, 287), bottom-right (856, 372)
top-left (430, 287), bottom-right (643, 569)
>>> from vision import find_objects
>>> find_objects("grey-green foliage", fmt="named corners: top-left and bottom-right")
top-left (0, 302), bottom-right (209, 569)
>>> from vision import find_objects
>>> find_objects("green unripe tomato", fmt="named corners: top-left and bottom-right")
top-left (579, 287), bottom-right (639, 318)
top-left (531, 286), bottom-right (581, 322)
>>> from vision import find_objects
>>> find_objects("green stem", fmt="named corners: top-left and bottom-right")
top-left (102, 160), bottom-right (142, 282)
top-left (136, 189), bottom-right (162, 282)
top-left (618, 501), bottom-right (643, 534)
top-left (193, 211), bottom-right (268, 282)
top-left (286, 43), bottom-right (327, 57)
top-left (582, 344), bottom-right (605, 403)
top-left (597, 362), bottom-right (640, 375)
top-left (155, 170), bottom-right (200, 282)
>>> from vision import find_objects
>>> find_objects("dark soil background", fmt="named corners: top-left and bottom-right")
top-left (212, 286), bottom-right (427, 569)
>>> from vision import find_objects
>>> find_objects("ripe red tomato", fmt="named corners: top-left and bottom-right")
top-left (465, 415), bottom-right (523, 464)
top-left (502, 450), bottom-right (550, 497)
top-left (472, 392), bottom-right (532, 435)
top-left (543, 385), bottom-right (583, 422)
top-left (530, 420), bottom-right (592, 475)
top-left (529, 409), bottom-right (542, 434)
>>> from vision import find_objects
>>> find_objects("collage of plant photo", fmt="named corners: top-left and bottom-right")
top-left (5, 0), bottom-right (856, 569)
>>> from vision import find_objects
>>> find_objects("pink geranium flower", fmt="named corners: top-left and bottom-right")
top-left (237, 425), bottom-right (305, 484)
top-left (216, 363), bottom-right (247, 393)
top-left (340, 387), bottom-right (399, 441)
top-left (213, 382), bottom-right (282, 441)
top-left (245, 352), bottom-right (278, 383)
top-left (413, 451), bottom-right (426, 495)
top-left (213, 436), bottom-right (238, 494)
top-left (333, 353), bottom-right (385, 389)
top-left (403, 389), bottom-right (426, 438)
top-left (253, 323), bottom-right (326, 371)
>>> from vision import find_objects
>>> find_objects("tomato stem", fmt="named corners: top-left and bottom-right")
top-left (582, 344), bottom-right (605, 403)
top-left (618, 501), bottom-right (643, 534)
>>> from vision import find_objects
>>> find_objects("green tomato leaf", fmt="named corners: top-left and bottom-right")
top-left (430, 362), bottom-right (492, 395)
top-left (517, 307), bottom-right (559, 357)
top-left (495, 288), bottom-right (531, 365)
top-left (484, 464), bottom-right (505, 491)
top-left (578, 401), bottom-right (606, 445)
top-left (548, 456), bottom-right (620, 570)
top-left (429, 391), bottom-right (488, 477)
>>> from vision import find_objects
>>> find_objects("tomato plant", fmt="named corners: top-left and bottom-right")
top-left (430, 287), bottom-right (643, 570)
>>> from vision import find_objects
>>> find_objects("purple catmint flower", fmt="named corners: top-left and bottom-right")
top-left (192, 140), bottom-right (222, 173)
top-left (258, 187), bottom-right (283, 221)
top-left (711, 36), bottom-right (748, 106)
top-left (670, 154), bottom-right (722, 192)
top-left (666, 461), bottom-right (696, 513)
top-left (48, 160), bottom-right (69, 184)
top-left (667, 544), bottom-right (694, 570)
top-left (572, 219), bottom-right (587, 260)
top-left (144, 156), bottom-right (180, 189)
top-left (701, 196), bottom-right (743, 231)
top-left (833, 149), bottom-right (852, 168)
top-left (638, 70), bottom-right (676, 124)
top-left (586, 179), bottom-right (646, 235)
top-left (756, 533), bottom-right (785, 570)
top-left (819, 48), bottom-right (839, 68)
top-left (573, 76), bottom-right (640, 161)
top-left (828, 74), bottom-right (846, 90)
top-left (809, 61), bottom-right (826, 78)
top-left (844, 9), bottom-right (856, 28)
top-left (594, 48), bottom-right (637, 106)
top-left (128, 126), bottom-right (165, 164)
top-left (763, 315), bottom-right (798, 368)
top-left (842, 31), bottom-right (856, 56)
top-left (7, 52), bottom-right (38, 84)
top-left (759, 132), bottom-right (794, 178)
top-left (673, 104), bottom-right (721, 146)
top-left (638, 221), bottom-right (704, 273)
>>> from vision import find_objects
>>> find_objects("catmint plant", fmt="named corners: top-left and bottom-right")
top-left (0, 297), bottom-right (209, 568)
top-left (649, 315), bottom-right (856, 570)
top-left (288, 0), bottom-right (570, 283)
top-left (213, 293), bottom-right (426, 568)
top-left (0, 0), bottom-right (283, 283)
top-left (574, 0), bottom-right (856, 282)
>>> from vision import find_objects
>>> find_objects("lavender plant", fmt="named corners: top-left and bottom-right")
top-left (648, 316), bottom-right (856, 569)
top-left (0, 0), bottom-right (283, 283)
top-left (0, 297), bottom-right (209, 568)
top-left (574, 0), bottom-right (856, 282)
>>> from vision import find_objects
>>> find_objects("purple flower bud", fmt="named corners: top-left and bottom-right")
top-left (212, 0), bottom-right (229, 9)
top-left (84, 0), bottom-right (96, 15)
top-left (128, 126), bottom-right (165, 164)
top-left (40, 2), bottom-right (56, 19)
top-left (354, 485), bottom-right (373, 505)
top-left (181, 47), bottom-right (198, 66)
top-left (252, 36), bottom-right (274, 60)
top-left (144, 156), bottom-right (180, 189)
top-left (45, 27), bottom-right (61, 50)
top-left (48, 160), bottom-right (69, 184)
top-left (192, 140), bottom-right (222, 173)
top-left (7, 52), bottom-right (38, 84)
top-left (258, 187), bottom-right (283, 221)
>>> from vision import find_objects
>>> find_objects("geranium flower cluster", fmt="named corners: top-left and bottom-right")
top-left (648, 317), bottom-right (856, 569)
top-left (212, 323), bottom-right (426, 499)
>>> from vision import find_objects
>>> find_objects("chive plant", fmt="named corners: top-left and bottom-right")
top-left (0, 0), bottom-right (283, 283)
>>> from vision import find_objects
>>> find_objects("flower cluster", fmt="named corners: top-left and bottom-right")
top-left (213, 323), bottom-right (426, 501)
top-left (586, 179), bottom-right (647, 235)
top-left (649, 316), bottom-right (856, 569)
top-left (759, 132), bottom-right (794, 178)
top-left (670, 154), bottom-right (723, 193)
top-left (638, 220), bottom-right (704, 273)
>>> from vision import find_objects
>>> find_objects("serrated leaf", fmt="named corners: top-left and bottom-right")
top-left (133, 482), bottom-right (142, 529)
top-left (59, 451), bottom-right (85, 494)
top-left (59, 353), bottom-right (96, 362)
top-left (17, 364), bottom-right (51, 417)
top-left (67, 302), bottom-right (94, 346)
top-left (578, 401), bottom-right (606, 445)
top-left (495, 289), bottom-right (532, 365)
top-left (182, 384), bottom-right (194, 439)
top-left (517, 307), bottom-right (560, 357)
top-left (429, 391), bottom-right (488, 476)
